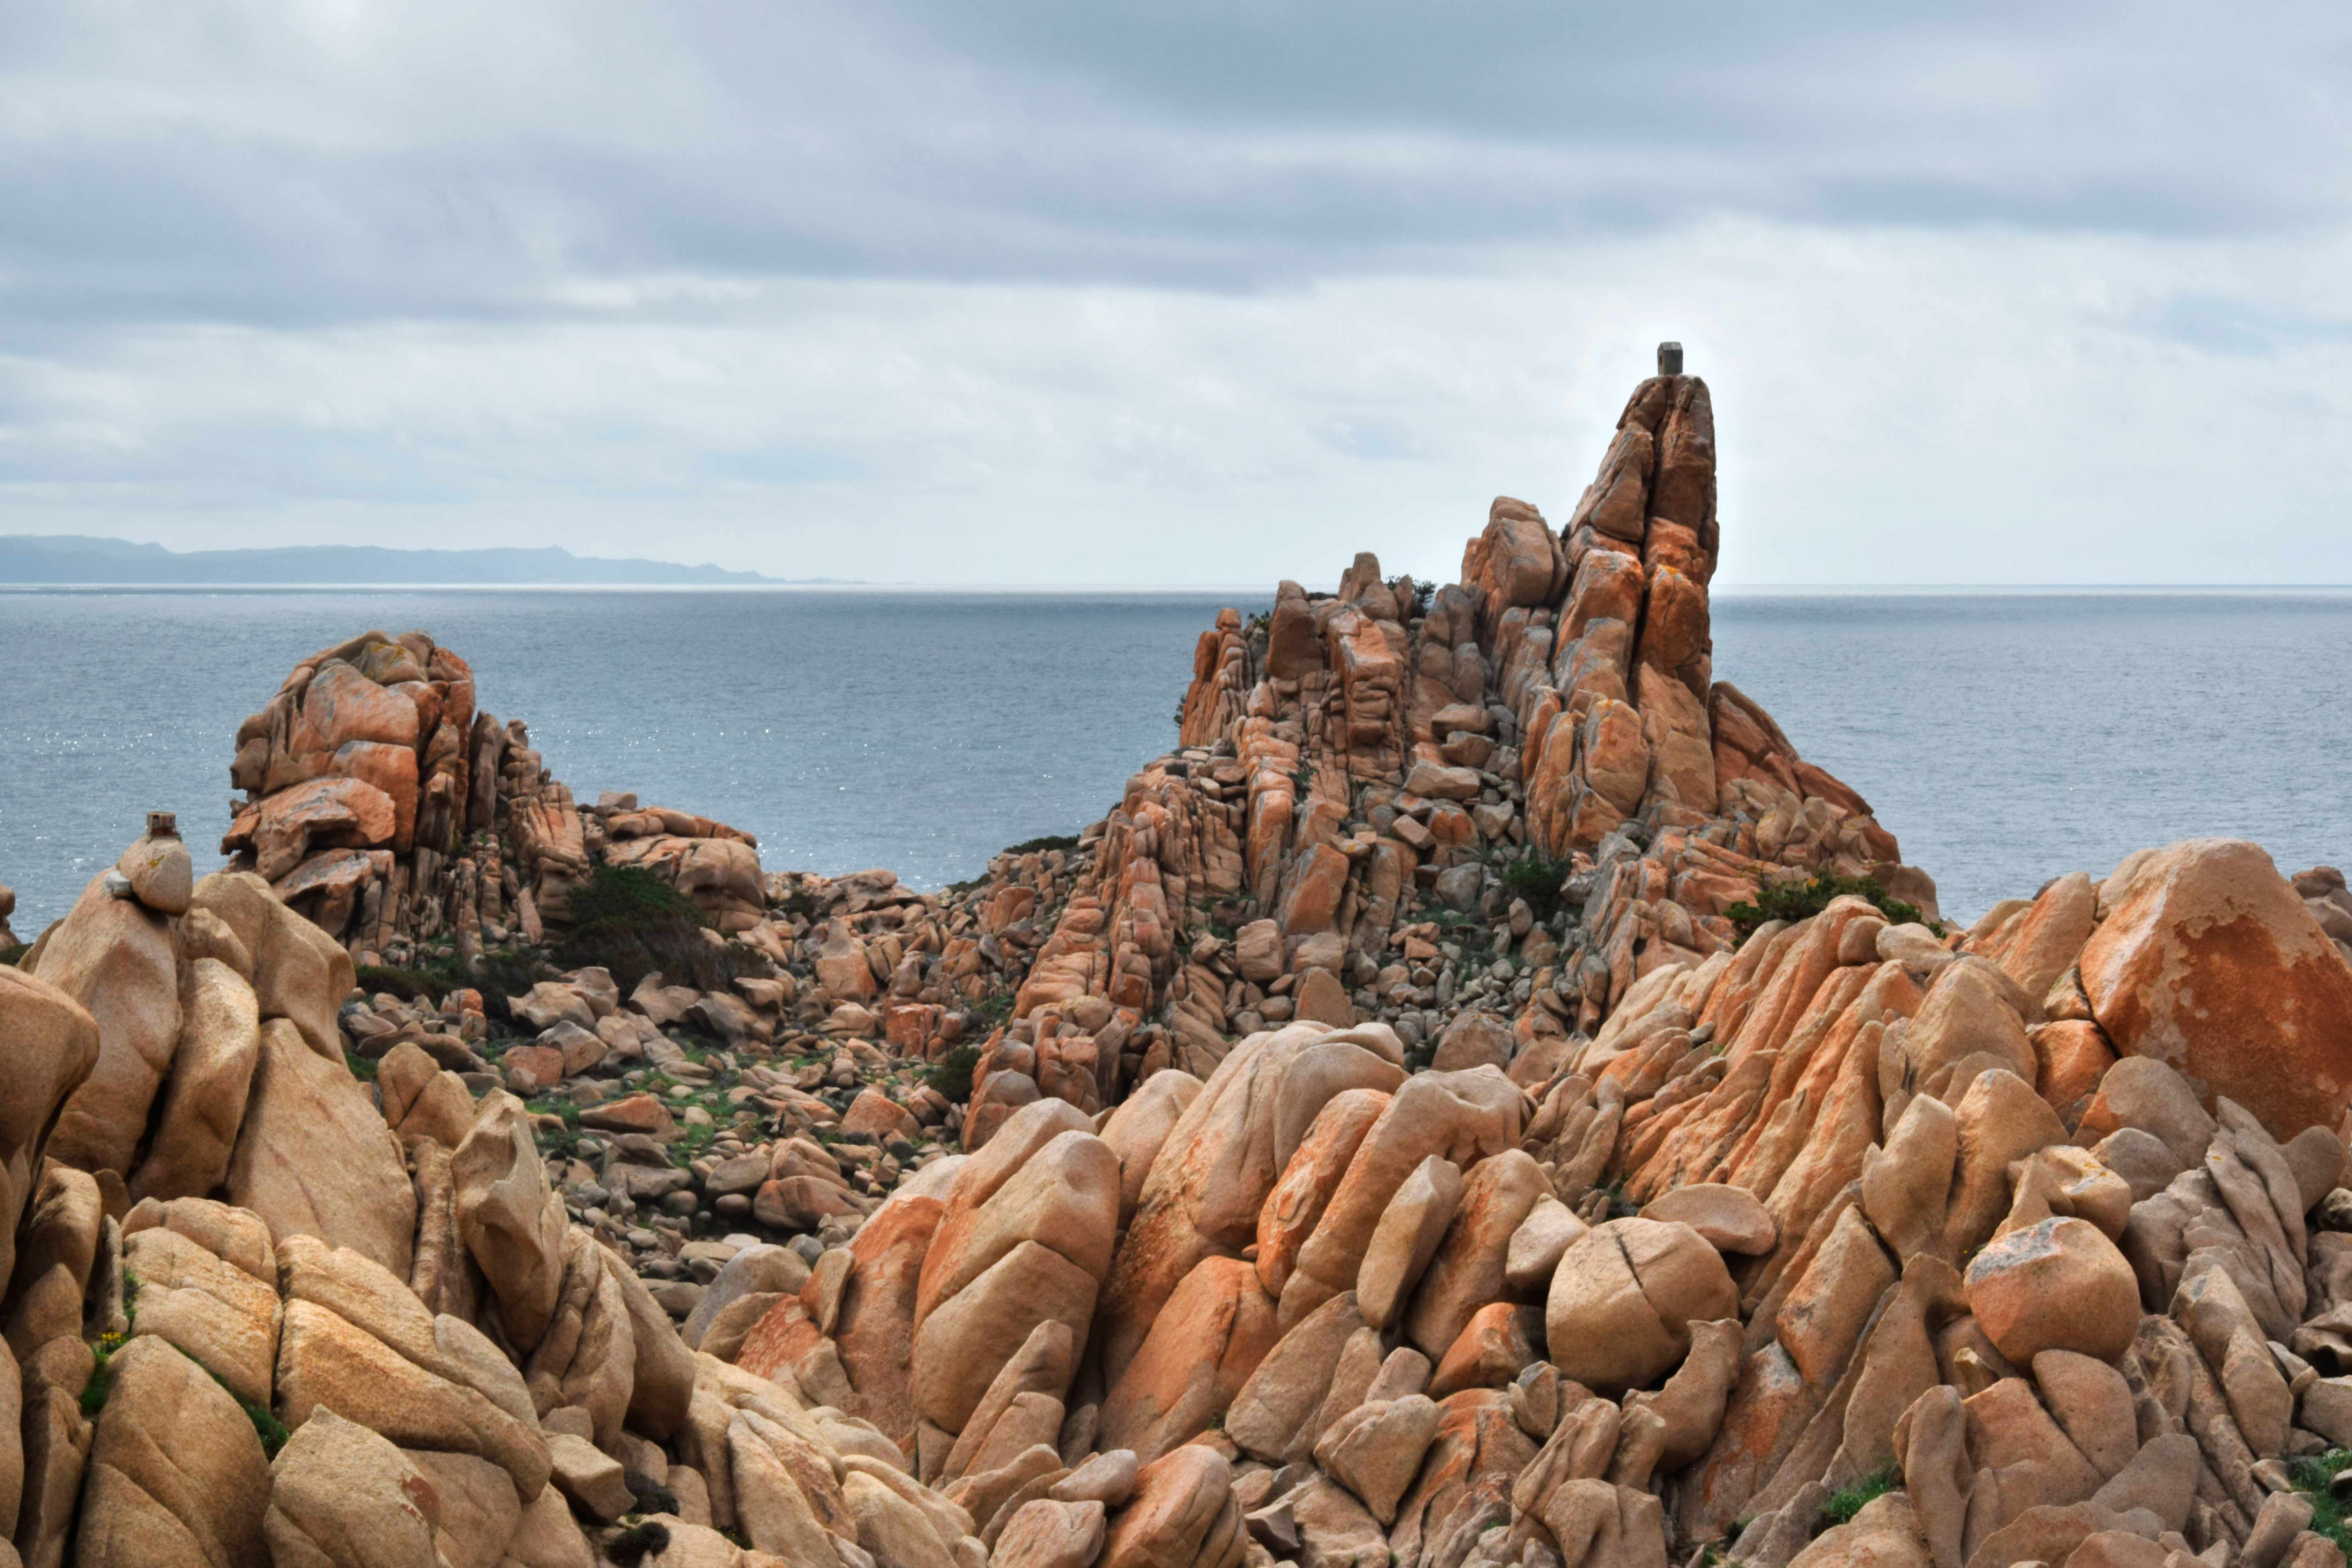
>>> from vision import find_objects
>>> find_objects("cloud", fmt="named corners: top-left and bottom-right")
top-left (0, 3), bottom-right (2347, 579)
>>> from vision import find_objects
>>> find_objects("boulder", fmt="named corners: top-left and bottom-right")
top-left (1786, 1491), bottom-right (1933, 1568)
top-left (844, 1469), bottom-right (959, 1568)
top-left (274, 1236), bottom-right (549, 1502)
top-left (1222, 1291), bottom-right (1367, 1465)
top-left (2080, 838), bottom-right (2352, 1140)
top-left (993, 1498), bottom-right (1105, 1568)
top-left (1253, 1087), bottom-right (1390, 1300)
top-left (912, 1102), bottom-right (1119, 1434)
top-left (1095, 1026), bottom-right (1404, 1382)
top-left (262, 1407), bottom-right (442, 1568)
top-left (1504, 1196), bottom-right (1589, 1295)
top-left (189, 871), bottom-right (355, 1062)
top-left (450, 1093), bottom-right (568, 1352)
top-left (1432, 1011), bottom-right (1516, 1073)
top-left (1285, 1066), bottom-right (1525, 1321)
top-left (1098, 1071), bottom-right (1204, 1230)
top-left (129, 958), bottom-right (263, 1204)
top-left (30, 870), bottom-right (180, 1176)
top-left (1098, 1446), bottom-right (1243, 1568)
top-left (1964, 1217), bottom-right (2140, 1365)
top-left (1546, 1218), bottom-right (1737, 1395)
top-left (1357, 1155), bottom-right (1463, 1332)
top-left (401, 1451), bottom-right (520, 1568)
top-left (1316, 1394), bottom-right (1444, 1525)
top-left (120, 1204), bottom-right (281, 1407)
top-left (1405, 1150), bottom-right (1549, 1360)
top-left (76, 1335), bottom-right (271, 1568)
top-left (1098, 1256), bottom-right (1278, 1464)
top-left (227, 1020), bottom-right (417, 1278)
top-left (0, 968), bottom-right (100, 1288)
top-left (814, 1191), bottom-right (944, 1454)
top-left (1640, 1183), bottom-right (1777, 1256)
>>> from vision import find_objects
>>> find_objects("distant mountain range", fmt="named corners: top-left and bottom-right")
top-left (0, 535), bottom-right (840, 585)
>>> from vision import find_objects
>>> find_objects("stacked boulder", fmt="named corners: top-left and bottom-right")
top-left (694, 834), bottom-right (2352, 1568)
top-left (18, 349), bottom-right (2352, 1568)
top-left (223, 630), bottom-right (763, 965)
top-left (0, 830), bottom-right (1000, 1566)
top-left (953, 350), bottom-right (1923, 1158)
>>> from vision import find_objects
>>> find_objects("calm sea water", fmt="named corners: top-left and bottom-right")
top-left (1, 588), bottom-right (2346, 932)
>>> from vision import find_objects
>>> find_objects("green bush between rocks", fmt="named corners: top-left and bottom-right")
top-left (924, 1045), bottom-right (980, 1104)
top-left (1722, 873), bottom-right (1934, 942)
top-left (554, 865), bottom-right (756, 996)
top-left (1819, 1464), bottom-right (1901, 1529)
top-left (1497, 850), bottom-right (1573, 922)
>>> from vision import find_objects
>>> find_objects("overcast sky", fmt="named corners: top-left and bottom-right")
top-left (3, 2), bottom-right (2348, 586)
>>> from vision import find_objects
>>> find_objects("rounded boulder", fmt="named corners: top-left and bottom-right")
top-left (1964, 1216), bottom-right (2139, 1365)
top-left (1546, 1217), bottom-right (1737, 1395)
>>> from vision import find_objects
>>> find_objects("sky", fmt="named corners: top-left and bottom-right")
top-left (2, 2), bottom-right (2349, 587)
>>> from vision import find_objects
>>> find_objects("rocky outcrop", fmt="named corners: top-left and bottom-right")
top-left (0, 826), bottom-right (998, 1568)
top-left (10, 345), bottom-right (2352, 1568)
top-left (222, 630), bottom-right (766, 962)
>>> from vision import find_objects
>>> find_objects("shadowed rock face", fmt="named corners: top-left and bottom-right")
top-left (8, 354), bottom-right (2352, 1568)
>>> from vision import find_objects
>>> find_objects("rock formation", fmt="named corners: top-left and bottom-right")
top-left (223, 631), bottom-right (760, 963)
top-left (3, 348), bottom-right (2352, 1568)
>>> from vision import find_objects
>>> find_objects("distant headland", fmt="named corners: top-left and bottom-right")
top-left (0, 534), bottom-right (849, 586)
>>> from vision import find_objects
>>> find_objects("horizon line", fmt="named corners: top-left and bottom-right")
top-left (5, 579), bottom-right (2352, 596)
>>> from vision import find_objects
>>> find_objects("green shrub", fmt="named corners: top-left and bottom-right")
top-left (604, 1520), bottom-right (673, 1566)
top-left (554, 865), bottom-right (755, 996)
top-left (357, 948), bottom-right (550, 1020)
top-left (1722, 873), bottom-right (1932, 942)
top-left (564, 864), bottom-right (703, 930)
top-left (0, 943), bottom-right (26, 967)
top-left (1002, 834), bottom-right (1079, 857)
top-left (1819, 1465), bottom-right (1900, 1529)
top-left (1497, 851), bottom-right (1573, 922)
top-left (924, 1046), bottom-right (981, 1104)
top-left (354, 962), bottom-right (442, 999)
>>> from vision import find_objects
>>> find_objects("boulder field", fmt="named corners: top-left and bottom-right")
top-left (3, 350), bottom-right (2352, 1568)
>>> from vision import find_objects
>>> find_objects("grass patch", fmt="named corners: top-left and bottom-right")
top-left (1723, 873), bottom-right (1933, 942)
top-left (80, 1331), bottom-right (126, 1417)
top-left (1498, 850), bottom-right (1573, 922)
top-left (1820, 1465), bottom-right (1900, 1529)
top-left (2290, 1449), bottom-right (2352, 1554)
top-left (0, 943), bottom-right (26, 967)
top-left (343, 1050), bottom-right (379, 1083)
top-left (924, 1046), bottom-right (981, 1104)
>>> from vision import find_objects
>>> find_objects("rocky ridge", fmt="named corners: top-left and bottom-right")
top-left (2, 351), bottom-right (2352, 1568)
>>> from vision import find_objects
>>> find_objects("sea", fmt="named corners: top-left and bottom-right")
top-left (2, 587), bottom-right (2347, 934)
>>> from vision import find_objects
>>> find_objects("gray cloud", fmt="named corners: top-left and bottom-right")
top-left (4, 1), bottom-right (2345, 330)
top-left (0, 3), bottom-right (2348, 583)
